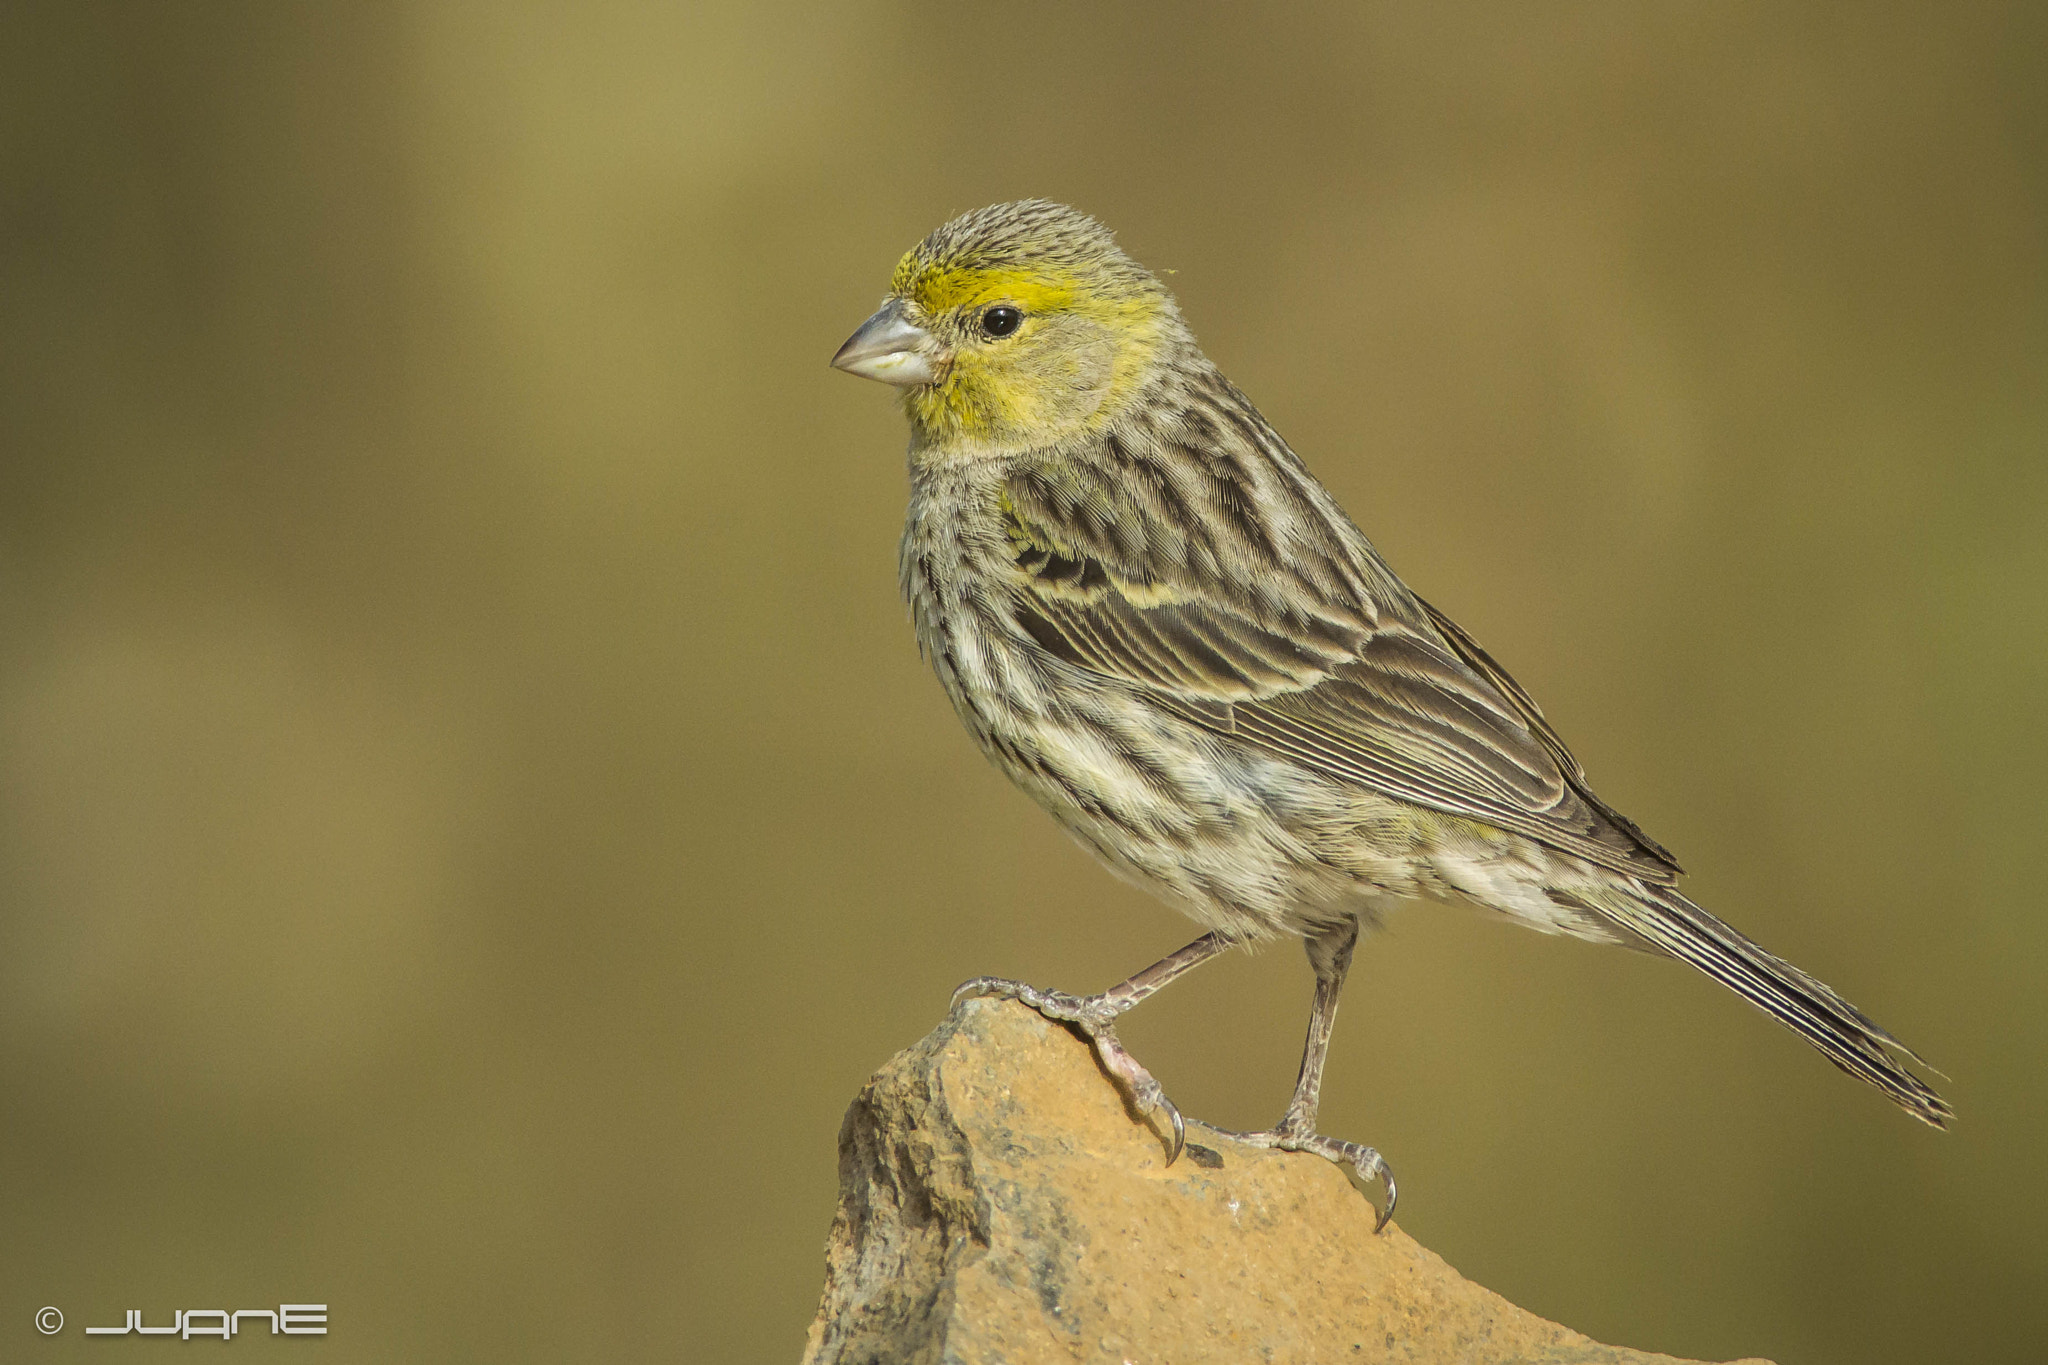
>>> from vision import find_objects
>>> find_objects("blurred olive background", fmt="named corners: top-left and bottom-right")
top-left (2, 2), bottom-right (2043, 1362)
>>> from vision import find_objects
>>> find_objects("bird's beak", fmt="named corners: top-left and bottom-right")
top-left (831, 299), bottom-right (944, 387)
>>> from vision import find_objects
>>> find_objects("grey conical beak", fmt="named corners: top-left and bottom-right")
top-left (831, 300), bottom-right (942, 387)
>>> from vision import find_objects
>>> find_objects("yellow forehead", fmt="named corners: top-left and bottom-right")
top-left (892, 255), bottom-right (1080, 318)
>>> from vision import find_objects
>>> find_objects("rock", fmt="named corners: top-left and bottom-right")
top-left (801, 998), bottom-right (1770, 1365)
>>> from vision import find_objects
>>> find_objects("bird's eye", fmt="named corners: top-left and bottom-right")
top-left (979, 306), bottom-right (1023, 338)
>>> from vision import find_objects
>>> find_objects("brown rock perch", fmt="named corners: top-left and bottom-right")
top-left (802, 998), bottom-right (1770, 1365)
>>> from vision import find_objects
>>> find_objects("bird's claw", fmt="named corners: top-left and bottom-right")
top-left (950, 975), bottom-right (1183, 1163)
top-left (953, 977), bottom-right (1390, 1214)
top-left (1213, 1125), bottom-right (1397, 1232)
top-left (1370, 1158), bottom-right (1396, 1232)
top-left (952, 976), bottom-right (1106, 1029)
top-left (1343, 1143), bottom-right (1397, 1232)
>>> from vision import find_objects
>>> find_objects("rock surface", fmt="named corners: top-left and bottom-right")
top-left (802, 998), bottom-right (1769, 1365)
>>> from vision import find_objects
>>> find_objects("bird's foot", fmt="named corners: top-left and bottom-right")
top-left (951, 976), bottom-right (1185, 1165)
top-left (1210, 1119), bottom-right (1397, 1232)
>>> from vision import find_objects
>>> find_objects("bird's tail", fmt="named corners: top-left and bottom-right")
top-left (1604, 886), bottom-right (1952, 1127)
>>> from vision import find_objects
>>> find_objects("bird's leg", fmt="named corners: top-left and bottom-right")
top-left (1211, 916), bottom-right (1397, 1231)
top-left (953, 931), bottom-right (1233, 1163)
top-left (1276, 916), bottom-right (1356, 1136)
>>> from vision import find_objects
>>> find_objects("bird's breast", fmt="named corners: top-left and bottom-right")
top-left (902, 474), bottom-right (1031, 717)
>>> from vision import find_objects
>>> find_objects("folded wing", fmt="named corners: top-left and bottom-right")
top-left (1001, 461), bottom-right (1681, 883)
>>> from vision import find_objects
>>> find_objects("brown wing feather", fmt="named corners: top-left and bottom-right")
top-left (1000, 455), bottom-right (1680, 883)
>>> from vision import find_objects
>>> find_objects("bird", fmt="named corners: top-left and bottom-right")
top-left (830, 199), bottom-right (1950, 1229)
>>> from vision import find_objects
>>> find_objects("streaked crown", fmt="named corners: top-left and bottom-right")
top-left (890, 200), bottom-right (1166, 322)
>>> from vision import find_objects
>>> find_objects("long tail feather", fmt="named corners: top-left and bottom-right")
top-left (1602, 888), bottom-right (1952, 1127)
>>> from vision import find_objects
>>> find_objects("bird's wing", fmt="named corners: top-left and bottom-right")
top-left (999, 447), bottom-right (1680, 882)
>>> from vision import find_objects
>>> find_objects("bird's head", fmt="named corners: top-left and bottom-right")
top-left (832, 200), bottom-right (1179, 451)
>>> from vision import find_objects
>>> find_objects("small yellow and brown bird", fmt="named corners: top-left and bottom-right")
top-left (832, 200), bottom-right (1949, 1227)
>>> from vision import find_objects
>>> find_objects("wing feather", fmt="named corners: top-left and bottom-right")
top-left (999, 449), bottom-right (1681, 882)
